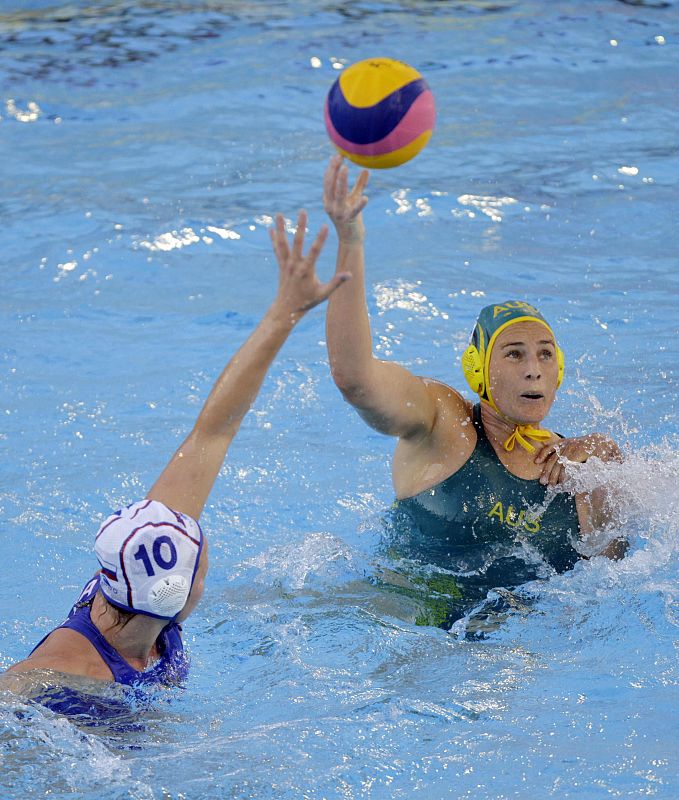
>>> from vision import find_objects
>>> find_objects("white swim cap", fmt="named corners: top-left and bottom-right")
top-left (94, 500), bottom-right (204, 620)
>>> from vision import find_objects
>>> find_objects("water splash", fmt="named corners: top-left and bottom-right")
top-left (0, 692), bottom-right (154, 798)
top-left (563, 443), bottom-right (679, 553)
top-left (236, 531), bottom-right (365, 594)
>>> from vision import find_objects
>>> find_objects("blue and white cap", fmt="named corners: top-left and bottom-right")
top-left (94, 500), bottom-right (203, 620)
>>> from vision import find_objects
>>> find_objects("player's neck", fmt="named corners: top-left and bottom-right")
top-left (91, 593), bottom-right (165, 669)
top-left (480, 402), bottom-right (545, 458)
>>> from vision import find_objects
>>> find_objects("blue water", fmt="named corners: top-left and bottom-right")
top-left (1, 1), bottom-right (678, 797)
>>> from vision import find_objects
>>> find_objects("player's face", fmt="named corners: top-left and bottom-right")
top-left (487, 321), bottom-right (559, 424)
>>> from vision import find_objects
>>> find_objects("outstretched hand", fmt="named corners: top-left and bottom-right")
top-left (535, 434), bottom-right (623, 486)
top-left (269, 209), bottom-right (350, 323)
top-left (323, 154), bottom-right (369, 241)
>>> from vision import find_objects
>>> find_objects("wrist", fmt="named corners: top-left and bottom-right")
top-left (337, 233), bottom-right (365, 249)
top-left (266, 299), bottom-right (303, 330)
top-left (334, 219), bottom-right (365, 244)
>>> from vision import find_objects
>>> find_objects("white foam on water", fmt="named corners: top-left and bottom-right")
top-left (563, 442), bottom-right (678, 560)
top-left (0, 692), bottom-right (155, 798)
top-left (237, 531), bottom-right (365, 593)
top-left (485, 440), bottom-right (679, 654)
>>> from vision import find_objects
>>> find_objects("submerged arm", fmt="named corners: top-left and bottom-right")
top-left (576, 486), bottom-right (629, 560)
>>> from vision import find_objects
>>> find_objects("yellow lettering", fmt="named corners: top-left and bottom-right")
top-left (494, 300), bottom-right (539, 318)
top-left (505, 507), bottom-right (524, 529)
top-left (523, 513), bottom-right (541, 534)
top-left (487, 498), bottom-right (543, 534)
top-left (488, 501), bottom-right (504, 523)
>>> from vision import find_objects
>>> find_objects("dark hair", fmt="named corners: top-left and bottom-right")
top-left (97, 591), bottom-right (137, 630)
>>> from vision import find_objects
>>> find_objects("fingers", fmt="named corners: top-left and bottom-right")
top-left (354, 195), bottom-right (369, 217)
top-left (291, 209), bottom-right (308, 262)
top-left (269, 213), bottom-right (290, 265)
top-left (540, 456), bottom-right (565, 486)
top-left (323, 154), bottom-right (343, 205)
top-left (350, 169), bottom-right (370, 201)
top-left (324, 156), bottom-right (370, 219)
top-left (539, 452), bottom-right (556, 484)
top-left (270, 212), bottom-right (328, 282)
top-left (349, 170), bottom-right (370, 216)
top-left (336, 163), bottom-right (349, 204)
top-left (539, 449), bottom-right (570, 486)
top-left (269, 202), bottom-right (346, 318)
top-left (268, 226), bottom-right (279, 260)
top-left (271, 211), bottom-right (313, 266)
top-left (304, 223), bottom-right (329, 268)
top-left (538, 435), bottom-right (615, 466)
top-left (535, 442), bottom-right (559, 464)
top-left (294, 267), bottom-right (349, 315)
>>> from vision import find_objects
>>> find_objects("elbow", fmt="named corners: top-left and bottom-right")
top-left (330, 365), bottom-right (369, 405)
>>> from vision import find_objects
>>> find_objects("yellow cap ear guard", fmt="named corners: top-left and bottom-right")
top-left (555, 346), bottom-right (565, 388)
top-left (461, 322), bottom-right (485, 394)
top-left (461, 343), bottom-right (484, 394)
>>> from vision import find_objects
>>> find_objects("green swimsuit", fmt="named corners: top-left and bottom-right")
top-left (385, 404), bottom-right (581, 628)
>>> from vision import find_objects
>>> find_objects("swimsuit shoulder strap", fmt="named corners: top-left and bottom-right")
top-left (59, 590), bottom-right (141, 684)
top-left (472, 403), bottom-right (492, 446)
top-left (470, 402), bottom-right (506, 466)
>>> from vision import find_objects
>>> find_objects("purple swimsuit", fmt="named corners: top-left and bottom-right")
top-left (31, 574), bottom-right (188, 686)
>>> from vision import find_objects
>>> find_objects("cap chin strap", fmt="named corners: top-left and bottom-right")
top-left (502, 424), bottom-right (551, 454)
top-left (481, 399), bottom-right (552, 454)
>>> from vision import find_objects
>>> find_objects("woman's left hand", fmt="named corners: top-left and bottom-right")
top-left (535, 434), bottom-right (622, 486)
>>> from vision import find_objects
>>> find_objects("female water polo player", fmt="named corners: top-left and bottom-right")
top-left (5, 211), bottom-right (346, 690)
top-left (322, 155), bottom-right (625, 630)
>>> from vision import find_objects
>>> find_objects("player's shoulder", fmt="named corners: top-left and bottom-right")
top-left (11, 629), bottom-right (111, 680)
top-left (420, 378), bottom-right (473, 419)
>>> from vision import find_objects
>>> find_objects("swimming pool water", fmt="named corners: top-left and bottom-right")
top-left (1, 1), bottom-right (678, 798)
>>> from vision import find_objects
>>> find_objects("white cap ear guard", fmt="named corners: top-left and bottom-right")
top-left (94, 500), bottom-right (203, 620)
top-left (148, 575), bottom-right (191, 618)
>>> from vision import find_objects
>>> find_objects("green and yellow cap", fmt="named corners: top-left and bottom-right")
top-left (460, 300), bottom-right (564, 453)
top-left (461, 300), bottom-right (564, 409)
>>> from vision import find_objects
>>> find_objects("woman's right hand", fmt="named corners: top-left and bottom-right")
top-left (269, 209), bottom-right (350, 323)
top-left (323, 154), bottom-right (369, 242)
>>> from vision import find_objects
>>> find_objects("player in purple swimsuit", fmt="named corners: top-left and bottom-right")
top-left (22, 501), bottom-right (203, 689)
top-left (4, 210), bottom-right (347, 696)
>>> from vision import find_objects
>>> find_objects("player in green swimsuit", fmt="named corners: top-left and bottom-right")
top-left (322, 155), bottom-right (625, 630)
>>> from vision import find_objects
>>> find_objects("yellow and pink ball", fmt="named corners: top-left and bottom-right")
top-left (324, 58), bottom-right (436, 169)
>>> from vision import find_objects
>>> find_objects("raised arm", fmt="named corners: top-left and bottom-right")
top-left (323, 155), bottom-right (437, 439)
top-left (147, 211), bottom-right (347, 521)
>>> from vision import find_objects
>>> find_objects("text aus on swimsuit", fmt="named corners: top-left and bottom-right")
top-left (487, 499), bottom-right (542, 534)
